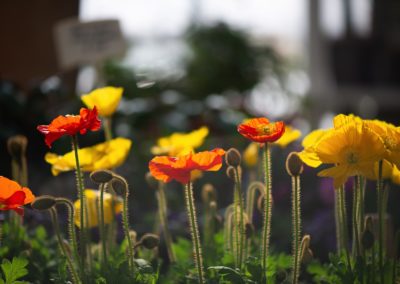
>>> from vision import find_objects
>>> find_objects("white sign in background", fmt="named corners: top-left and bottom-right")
top-left (54, 19), bottom-right (127, 70)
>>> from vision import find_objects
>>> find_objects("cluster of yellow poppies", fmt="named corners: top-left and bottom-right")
top-left (298, 114), bottom-right (400, 188)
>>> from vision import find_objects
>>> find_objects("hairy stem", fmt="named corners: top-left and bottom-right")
top-left (377, 159), bottom-right (385, 284)
top-left (99, 183), bottom-right (108, 266)
top-left (291, 176), bottom-right (301, 284)
top-left (50, 208), bottom-right (81, 284)
top-left (261, 143), bottom-right (272, 282)
top-left (71, 135), bottom-right (87, 276)
top-left (157, 182), bottom-right (176, 262)
top-left (338, 186), bottom-right (352, 272)
top-left (184, 182), bottom-right (205, 284)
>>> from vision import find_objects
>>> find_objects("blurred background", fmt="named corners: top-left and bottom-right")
top-left (1, 0), bottom-right (400, 261)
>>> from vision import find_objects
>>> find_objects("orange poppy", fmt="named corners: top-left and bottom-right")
top-left (0, 176), bottom-right (35, 215)
top-left (37, 107), bottom-right (101, 147)
top-left (149, 148), bottom-right (225, 184)
top-left (237, 117), bottom-right (285, 143)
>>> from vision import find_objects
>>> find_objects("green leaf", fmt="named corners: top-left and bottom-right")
top-left (1, 257), bottom-right (28, 284)
top-left (208, 266), bottom-right (246, 284)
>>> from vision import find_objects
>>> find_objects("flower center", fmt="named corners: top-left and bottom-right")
top-left (384, 136), bottom-right (396, 150)
top-left (257, 123), bottom-right (277, 135)
top-left (346, 151), bottom-right (358, 164)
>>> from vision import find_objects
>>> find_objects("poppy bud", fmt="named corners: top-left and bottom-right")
top-left (225, 148), bottom-right (241, 167)
top-left (202, 184), bottom-right (216, 203)
top-left (226, 166), bottom-right (236, 179)
top-left (361, 229), bottom-right (374, 250)
top-left (300, 235), bottom-right (313, 264)
top-left (90, 169), bottom-right (114, 184)
top-left (285, 152), bottom-right (303, 177)
top-left (245, 222), bottom-right (255, 239)
top-left (7, 135), bottom-right (28, 161)
top-left (145, 172), bottom-right (159, 190)
top-left (139, 233), bottom-right (160, 250)
top-left (111, 175), bottom-right (129, 195)
top-left (31, 195), bottom-right (57, 211)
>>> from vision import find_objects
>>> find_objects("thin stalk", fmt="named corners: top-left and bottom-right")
top-left (352, 177), bottom-right (361, 257)
top-left (184, 182), bottom-right (205, 284)
top-left (121, 186), bottom-right (134, 274)
top-left (104, 117), bottom-right (113, 141)
top-left (338, 186), bottom-right (352, 272)
top-left (261, 143), bottom-right (272, 282)
top-left (245, 182), bottom-right (264, 258)
top-left (156, 182), bottom-right (176, 262)
top-left (99, 183), bottom-right (108, 266)
top-left (49, 208), bottom-right (81, 284)
top-left (335, 189), bottom-right (343, 252)
top-left (55, 198), bottom-right (80, 274)
top-left (233, 167), bottom-right (245, 268)
top-left (291, 176), bottom-right (301, 284)
top-left (71, 135), bottom-right (87, 273)
top-left (377, 160), bottom-right (385, 284)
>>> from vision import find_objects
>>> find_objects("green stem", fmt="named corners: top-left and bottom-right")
top-left (99, 183), bottom-right (108, 267)
top-left (291, 176), bottom-right (301, 284)
top-left (104, 117), bottom-right (113, 141)
top-left (335, 189), bottom-right (343, 252)
top-left (184, 182), bottom-right (205, 284)
top-left (261, 143), bottom-right (272, 282)
top-left (338, 186), bottom-right (352, 272)
top-left (352, 177), bottom-right (361, 257)
top-left (377, 160), bottom-right (385, 284)
top-left (71, 135), bottom-right (86, 275)
top-left (50, 208), bottom-right (81, 284)
top-left (233, 167), bottom-right (245, 269)
top-left (55, 198), bottom-right (80, 274)
top-left (157, 182), bottom-right (176, 262)
top-left (121, 186), bottom-right (134, 274)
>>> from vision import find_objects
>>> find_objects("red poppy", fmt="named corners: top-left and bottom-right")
top-left (149, 148), bottom-right (225, 184)
top-left (0, 176), bottom-right (35, 215)
top-left (37, 107), bottom-right (101, 147)
top-left (237, 117), bottom-right (285, 143)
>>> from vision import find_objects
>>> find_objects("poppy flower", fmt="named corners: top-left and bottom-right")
top-left (44, 137), bottom-right (132, 176)
top-left (316, 122), bottom-right (386, 188)
top-left (0, 176), bottom-right (35, 215)
top-left (37, 107), bottom-right (101, 147)
top-left (74, 189), bottom-right (123, 228)
top-left (151, 126), bottom-right (209, 157)
top-left (149, 148), bottom-right (225, 184)
top-left (81, 87), bottom-right (123, 117)
top-left (237, 118), bottom-right (285, 143)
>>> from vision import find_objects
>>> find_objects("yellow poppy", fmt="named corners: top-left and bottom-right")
top-left (81, 87), bottom-right (123, 117)
top-left (315, 122), bottom-right (386, 188)
top-left (391, 165), bottom-right (400, 185)
top-left (74, 189), bottom-right (123, 228)
top-left (45, 137), bottom-right (132, 176)
top-left (151, 126), bottom-right (209, 157)
top-left (364, 120), bottom-right (400, 168)
top-left (298, 129), bottom-right (330, 168)
top-left (243, 142), bottom-right (259, 168)
top-left (273, 126), bottom-right (302, 148)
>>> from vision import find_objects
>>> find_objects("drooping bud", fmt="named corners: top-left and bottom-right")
top-left (31, 195), bottom-right (57, 211)
top-left (145, 172), bottom-right (159, 190)
top-left (138, 233), bottom-right (160, 249)
top-left (202, 184), bottom-right (216, 203)
top-left (90, 169), bottom-right (114, 184)
top-left (257, 194), bottom-right (265, 213)
top-left (111, 175), bottom-right (129, 195)
top-left (245, 222), bottom-right (255, 239)
top-left (300, 235), bottom-right (313, 264)
top-left (226, 166), bottom-right (236, 179)
top-left (361, 216), bottom-right (375, 250)
top-left (285, 152), bottom-right (303, 177)
top-left (225, 148), bottom-right (241, 167)
top-left (7, 135), bottom-right (28, 161)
